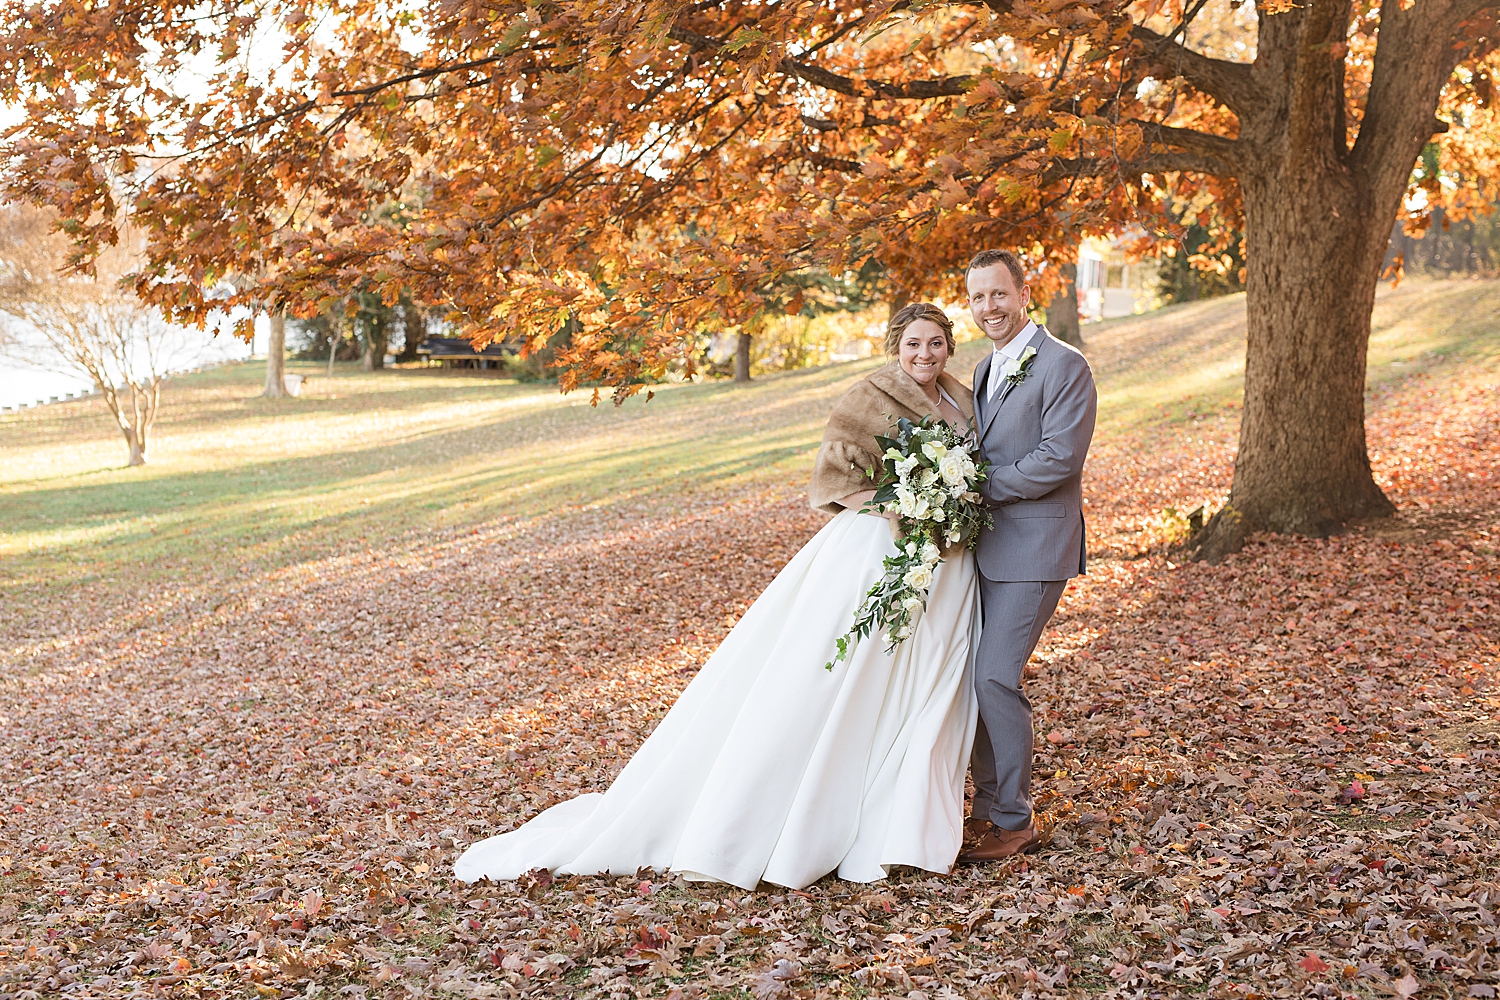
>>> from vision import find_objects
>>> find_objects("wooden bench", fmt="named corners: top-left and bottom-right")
top-left (417, 337), bottom-right (511, 369)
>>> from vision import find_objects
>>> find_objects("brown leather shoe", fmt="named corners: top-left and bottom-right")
top-left (957, 822), bottom-right (1043, 862)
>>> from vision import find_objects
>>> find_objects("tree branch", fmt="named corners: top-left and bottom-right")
top-left (1164, 0), bottom-right (1214, 46)
top-left (1348, 0), bottom-right (1492, 188)
top-left (1042, 152), bottom-right (1230, 185)
top-left (668, 25), bottom-right (974, 99)
top-left (1130, 24), bottom-right (1259, 116)
top-left (215, 51), bottom-right (518, 146)
top-left (1133, 120), bottom-right (1243, 171)
top-left (802, 149), bottom-right (864, 173)
top-left (782, 58), bottom-right (972, 99)
top-left (1451, 0), bottom-right (1500, 21)
top-left (666, 27), bottom-right (721, 50)
top-left (799, 112), bottom-right (899, 132)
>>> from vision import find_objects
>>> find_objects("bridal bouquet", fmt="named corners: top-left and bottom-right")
top-left (826, 415), bottom-right (991, 670)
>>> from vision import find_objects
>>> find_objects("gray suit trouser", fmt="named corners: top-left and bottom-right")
top-left (971, 578), bottom-right (1068, 831)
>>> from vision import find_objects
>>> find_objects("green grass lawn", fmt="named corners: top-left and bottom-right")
top-left (0, 361), bottom-right (853, 587)
top-left (1087, 277), bottom-right (1500, 439)
top-left (2, 277), bottom-right (1497, 599)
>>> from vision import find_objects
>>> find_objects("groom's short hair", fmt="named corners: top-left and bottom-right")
top-left (966, 249), bottom-right (1028, 291)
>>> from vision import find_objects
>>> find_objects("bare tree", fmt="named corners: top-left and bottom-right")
top-left (0, 205), bottom-right (215, 465)
top-left (9, 296), bottom-right (173, 464)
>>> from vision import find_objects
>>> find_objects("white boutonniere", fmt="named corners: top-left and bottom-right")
top-left (1000, 345), bottom-right (1039, 386)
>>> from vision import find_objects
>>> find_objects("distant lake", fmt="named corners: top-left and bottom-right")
top-left (0, 314), bottom-right (261, 410)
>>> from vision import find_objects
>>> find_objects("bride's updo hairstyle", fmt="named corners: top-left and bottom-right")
top-left (885, 303), bottom-right (956, 357)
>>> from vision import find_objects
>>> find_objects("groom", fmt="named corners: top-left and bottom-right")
top-left (960, 249), bottom-right (1097, 861)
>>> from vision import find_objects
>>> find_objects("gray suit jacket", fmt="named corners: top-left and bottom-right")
top-left (972, 325), bottom-right (1097, 582)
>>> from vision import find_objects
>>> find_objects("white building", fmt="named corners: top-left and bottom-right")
top-left (1077, 240), bottom-right (1158, 322)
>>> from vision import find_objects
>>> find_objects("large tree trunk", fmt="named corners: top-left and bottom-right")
top-left (1194, 168), bottom-right (1395, 559)
top-left (398, 302), bottom-right (425, 362)
top-left (1046, 262), bottom-right (1083, 350)
top-left (889, 286), bottom-right (912, 319)
top-left (362, 318), bottom-right (389, 371)
top-left (733, 331), bottom-right (752, 383)
top-left (327, 318), bottom-right (341, 376)
top-left (262, 307), bottom-right (288, 397)
top-left (1384, 220), bottom-right (1415, 279)
top-left (1188, 0), bottom-right (1461, 561)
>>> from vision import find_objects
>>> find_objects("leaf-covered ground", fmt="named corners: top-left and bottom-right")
top-left (1, 280), bottom-right (1498, 999)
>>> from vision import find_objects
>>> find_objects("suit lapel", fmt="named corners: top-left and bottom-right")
top-left (980, 325), bottom-right (1047, 439)
top-left (978, 354), bottom-right (1003, 440)
top-left (973, 354), bottom-right (993, 434)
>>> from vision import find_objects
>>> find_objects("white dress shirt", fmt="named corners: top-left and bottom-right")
top-left (987, 320), bottom-right (1038, 401)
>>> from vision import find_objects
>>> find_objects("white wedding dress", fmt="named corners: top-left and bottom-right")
top-left (454, 509), bottom-right (979, 890)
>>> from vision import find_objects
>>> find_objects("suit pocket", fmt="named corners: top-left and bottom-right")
top-left (1004, 501), bottom-right (1065, 519)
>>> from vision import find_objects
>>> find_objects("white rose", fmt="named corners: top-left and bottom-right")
top-left (931, 506), bottom-right (946, 522)
top-left (918, 467), bottom-right (939, 490)
top-left (896, 625), bottom-right (912, 640)
top-left (902, 596), bottom-right (924, 616)
top-left (1000, 357), bottom-right (1023, 379)
top-left (900, 490), bottom-right (931, 519)
top-left (921, 541), bottom-right (941, 565)
top-left (938, 451), bottom-right (968, 486)
top-left (903, 564), bottom-right (934, 591)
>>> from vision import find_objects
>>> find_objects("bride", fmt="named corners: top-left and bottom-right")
top-left (455, 303), bottom-right (980, 890)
